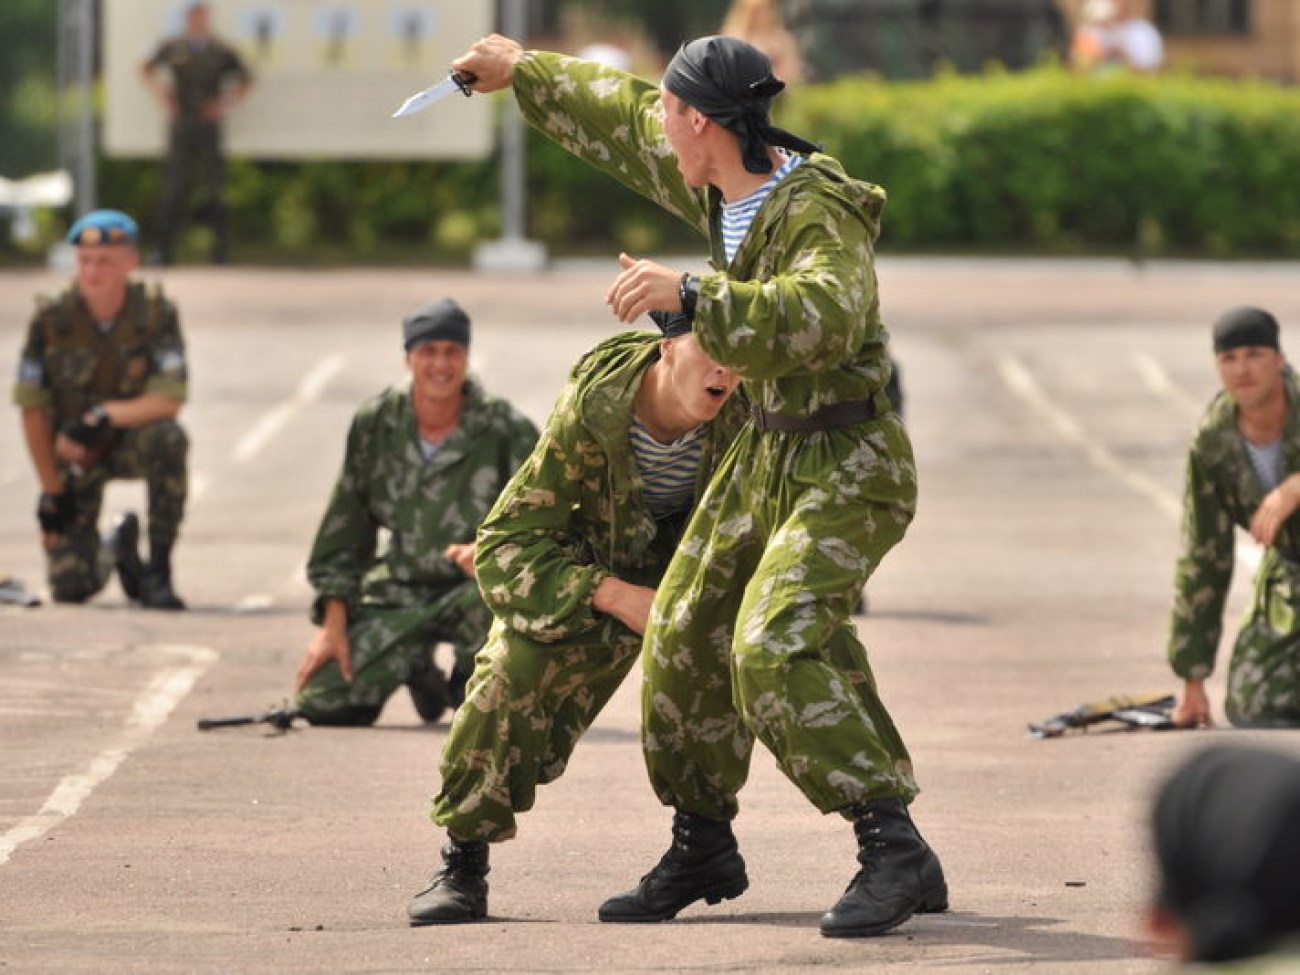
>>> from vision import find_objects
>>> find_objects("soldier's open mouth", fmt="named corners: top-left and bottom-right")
top-left (705, 384), bottom-right (727, 399)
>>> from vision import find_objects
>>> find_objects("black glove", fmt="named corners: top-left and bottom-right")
top-left (37, 491), bottom-right (76, 534)
top-left (62, 404), bottom-right (113, 448)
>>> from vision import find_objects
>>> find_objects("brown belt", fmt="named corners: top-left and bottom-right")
top-left (751, 397), bottom-right (884, 433)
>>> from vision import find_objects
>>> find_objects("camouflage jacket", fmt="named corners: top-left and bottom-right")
top-left (307, 381), bottom-right (538, 622)
top-left (513, 52), bottom-right (895, 416)
top-left (12, 281), bottom-right (188, 429)
top-left (474, 332), bottom-right (745, 643)
top-left (145, 36), bottom-right (251, 118)
top-left (1168, 374), bottom-right (1300, 679)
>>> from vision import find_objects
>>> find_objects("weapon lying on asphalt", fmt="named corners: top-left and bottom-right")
top-left (1027, 692), bottom-right (1177, 739)
top-left (197, 704), bottom-right (300, 732)
top-left (0, 575), bottom-right (40, 607)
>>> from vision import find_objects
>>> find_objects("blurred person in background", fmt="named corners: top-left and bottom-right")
top-left (1071, 0), bottom-right (1164, 74)
top-left (1147, 743), bottom-right (1300, 970)
top-left (721, 0), bottom-right (803, 85)
top-left (140, 0), bottom-right (253, 265)
top-left (12, 209), bottom-right (190, 610)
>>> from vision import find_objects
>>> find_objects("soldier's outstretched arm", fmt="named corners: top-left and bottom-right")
top-left (452, 34), bottom-right (524, 93)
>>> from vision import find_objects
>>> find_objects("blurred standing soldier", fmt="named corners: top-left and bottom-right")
top-left (450, 34), bottom-right (945, 938)
top-left (294, 300), bottom-right (538, 727)
top-left (139, 0), bottom-right (253, 266)
top-left (720, 0), bottom-right (804, 84)
top-left (1167, 308), bottom-right (1300, 730)
top-left (12, 209), bottom-right (190, 610)
top-left (408, 320), bottom-right (743, 925)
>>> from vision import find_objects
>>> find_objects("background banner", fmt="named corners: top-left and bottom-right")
top-left (104, 0), bottom-right (493, 159)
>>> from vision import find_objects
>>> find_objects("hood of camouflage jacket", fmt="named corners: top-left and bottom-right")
top-left (566, 331), bottom-right (661, 470)
top-left (707, 151), bottom-right (885, 268)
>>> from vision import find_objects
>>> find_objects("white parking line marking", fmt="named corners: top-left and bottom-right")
top-left (234, 594), bottom-right (273, 613)
top-left (998, 353), bottom-right (1260, 571)
top-left (0, 645), bottom-right (218, 866)
top-left (998, 354), bottom-right (1179, 518)
top-left (232, 353), bottom-right (345, 463)
top-left (1131, 351), bottom-right (1205, 417)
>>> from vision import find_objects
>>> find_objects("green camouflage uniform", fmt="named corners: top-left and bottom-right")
top-left (12, 282), bottom-right (189, 602)
top-left (512, 53), bottom-right (918, 823)
top-left (432, 333), bottom-right (745, 841)
top-left (1168, 374), bottom-right (1300, 727)
top-left (144, 35), bottom-right (251, 263)
top-left (298, 381), bottom-right (537, 726)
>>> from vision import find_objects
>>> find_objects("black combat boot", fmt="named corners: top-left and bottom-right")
top-left (105, 512), bottom-right (144, 600)
top-left (820, 798), bottom-right (949, 938)
top-left (407, 837), bottom-right (490, 925)
top-left (138, 541), bottom-right (186, 611)
top-left (598, 810), bottom-right (748, 922)
top-left (406, 655), bottom-right (451, 725)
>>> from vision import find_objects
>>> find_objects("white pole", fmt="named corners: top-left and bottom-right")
top-left (72, 0), bottom-right (97, 216)
top-left (472, 0), bottom-right (547, 271)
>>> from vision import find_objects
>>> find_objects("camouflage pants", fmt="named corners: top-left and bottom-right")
top-left (1225, 547), bottom-right (1300, 727)
top-left (295, 578), bottom-right (490, 726)
top-left (158, 117), bottom-right (228, 263)
top-left (432, 616), bottom-right (642, 842)
top-left (47, 419), bottom-right (188, 603)
top-left (643, 415), bottom-right (920, 822)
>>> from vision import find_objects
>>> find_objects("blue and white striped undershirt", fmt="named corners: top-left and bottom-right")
top-left (720, 151), bottom-right (803, 264)
top-left (630, 418), bottom-right (706, 519)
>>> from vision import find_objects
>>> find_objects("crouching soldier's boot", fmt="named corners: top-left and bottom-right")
top-left (138, 541), bottom-right (186, 610)
top-left (105, 512), bottom-right (143, 600)
top-left (821, 798), bottom-right (949, 938)
top-left (408, 837), bottom-right (489, 925)
top-left (598, 810), bottom-right (748, 922)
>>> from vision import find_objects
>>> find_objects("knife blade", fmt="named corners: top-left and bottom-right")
top-left (391, 71), bottom-right (475, 118)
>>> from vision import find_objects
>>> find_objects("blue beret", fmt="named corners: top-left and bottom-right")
top-left (66, 209), bottom-right (139, 246)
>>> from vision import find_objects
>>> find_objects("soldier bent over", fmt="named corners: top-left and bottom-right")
top-left (13, 209), bottom-right (189, 609)
top-left (407, 320), bottom-right (743, 925)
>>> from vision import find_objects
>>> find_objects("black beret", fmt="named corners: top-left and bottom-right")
top-left (1212, 307), bottom-right (1280, 353)
top-left (403, 298), bottom-right (470, 351)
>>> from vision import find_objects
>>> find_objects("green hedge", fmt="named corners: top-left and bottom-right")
top-left (12, 67), bottom-right (1300, 263)
top-left (779, 67), bottom-right (1300, 256)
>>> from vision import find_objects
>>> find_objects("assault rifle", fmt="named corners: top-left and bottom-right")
top-left (197, 703), bottom-right (301, 733)
top-left (1027, 692), bottom-right (1177, 739)
top-left (0, 575), bottom-right (40, 607)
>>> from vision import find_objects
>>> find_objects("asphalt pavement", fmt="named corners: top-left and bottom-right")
top-left (2, 258), bottom-right (1299, 974)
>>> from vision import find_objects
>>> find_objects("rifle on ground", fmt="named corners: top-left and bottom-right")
top-left (197, 704), bottom-right (301, 732)
top-left (0, 575), bottom-right (40, 607)
top-left (1027, 692), bottom-right (1177, 739)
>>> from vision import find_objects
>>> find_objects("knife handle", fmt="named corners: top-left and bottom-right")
top-left (450, 71), bottom-right (477, 97)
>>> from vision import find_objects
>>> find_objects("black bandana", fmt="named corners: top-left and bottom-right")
top-left (663, 35), bottom-right (819, 175)
top-left (403, 298), bottom-right (471, 351)
top-left (1213, 306), bottom-right (1281, 353)
top-left (1153, 744), bottom-right (1300, 963)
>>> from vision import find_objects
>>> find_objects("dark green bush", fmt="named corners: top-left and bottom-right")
top-left (779, 66), bottom-right (1300, 256)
